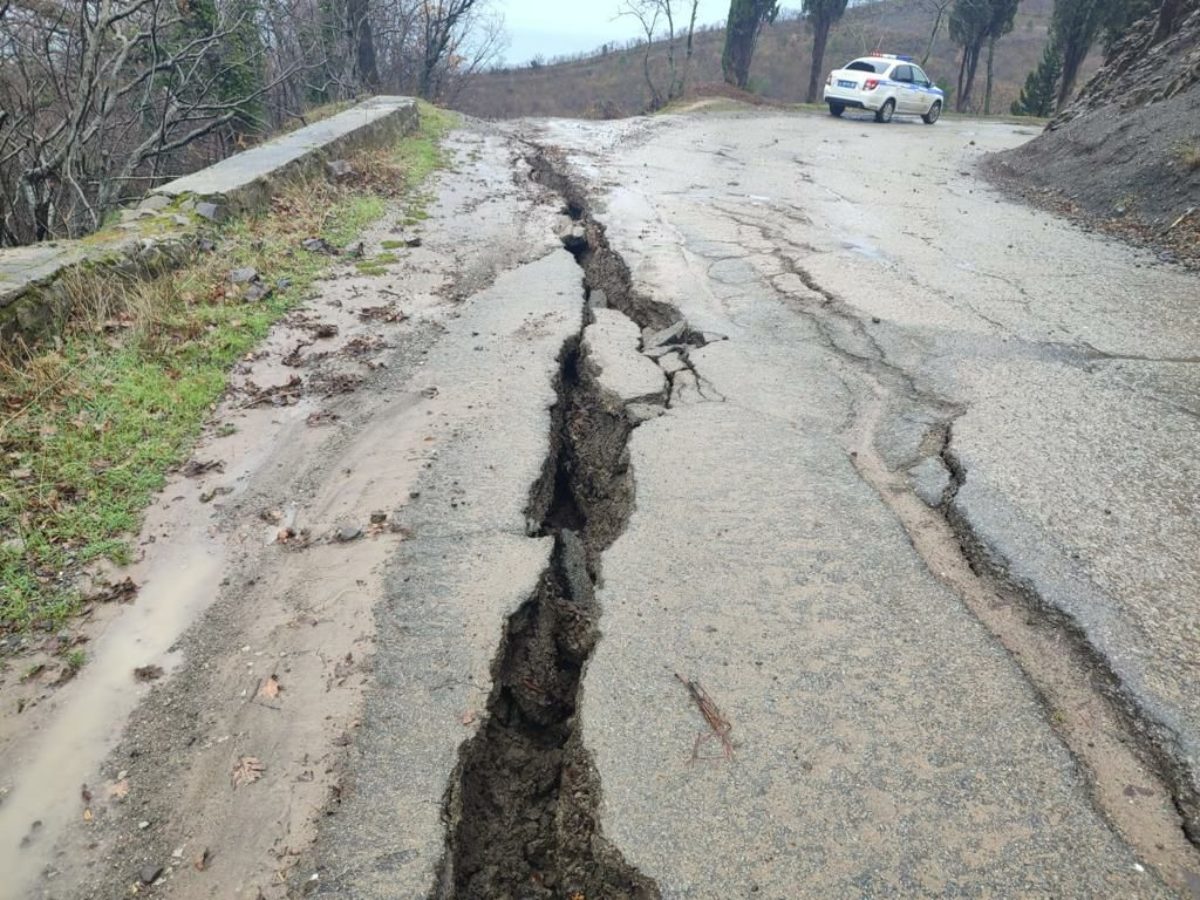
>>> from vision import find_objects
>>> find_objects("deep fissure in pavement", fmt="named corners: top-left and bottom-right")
top-left (435, 150), bottom-right (693, 899)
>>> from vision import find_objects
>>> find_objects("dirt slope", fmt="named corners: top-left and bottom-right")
top-left (987, 0), bottom-right (1200, 260)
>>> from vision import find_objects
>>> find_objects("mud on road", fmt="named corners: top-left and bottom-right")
top-left (0, 126), bottom-right (570, 899)
top-left (3, 108), bottom-right (1199, 899)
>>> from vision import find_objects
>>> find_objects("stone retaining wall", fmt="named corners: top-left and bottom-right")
top-left (0, 96), bottom-right (418, 345)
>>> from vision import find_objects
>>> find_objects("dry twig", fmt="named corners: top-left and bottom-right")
top-left (675, 672), bottom-right (734, 761)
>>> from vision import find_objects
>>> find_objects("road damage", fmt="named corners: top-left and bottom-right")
top-left (4, 109), bottom-right (1199, 900)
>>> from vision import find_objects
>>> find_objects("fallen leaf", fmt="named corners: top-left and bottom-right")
top-left (259, 675), bottom-right (281, 699)
top-left (231, 756), bottom-right (265, 788)
top-left (133, 665), bottom-right (164, 682)
top-left (93, 577), bottom-right (139, 604)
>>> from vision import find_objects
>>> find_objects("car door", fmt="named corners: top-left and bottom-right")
top-left (892, 65), bottom-right (919, 113)
top-left (910, 65), bottom-right (936, 113)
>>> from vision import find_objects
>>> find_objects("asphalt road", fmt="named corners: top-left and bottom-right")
top-left (315, 108), bottom-right (1199, 897)
top-left (21, 108), bottom-right (1198, 899)
top-left (525, 106), bottom-right (1200, 897)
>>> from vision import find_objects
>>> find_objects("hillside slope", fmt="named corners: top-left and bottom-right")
top-left (987, 0), bottom-right (1200, 260)
top-left (458, 0), bottom-right (1088, 119)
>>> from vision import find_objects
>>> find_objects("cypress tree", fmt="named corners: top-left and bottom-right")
top-left (804, 0), bottom-right (849, 103)
top-left (1011, 39), bottom-right (1062, 116)
top-left (722, 0), bottom-right (780, 89)
top-left (1051, 0), bottom-right (1109, 107)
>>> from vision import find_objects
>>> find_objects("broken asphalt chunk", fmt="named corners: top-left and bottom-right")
top-left (301, 237), bottom-right (338, 255)
top-left (642, 320), bottom-right (686, 350)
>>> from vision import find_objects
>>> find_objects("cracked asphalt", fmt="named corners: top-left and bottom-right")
top-left (525, 108), bottom-right (1199, 896)
top-left (21, 110), bottom-right (1199, 899)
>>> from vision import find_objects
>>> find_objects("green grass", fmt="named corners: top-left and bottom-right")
top-left (0, 101), bottom-right (457, 634)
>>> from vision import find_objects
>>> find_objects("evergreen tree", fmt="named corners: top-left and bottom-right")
top-left (803, 0), bottom-right (849, 103)
top-left (722, 0), bottom-right (780, 89)
top-left (1011, 39), bottom-right (1062, 115)
top-left (949, 0), bottom-right (992, 111)
top-left (1102, 0), bottom-right (1158, 51)
top-left (951, 0), bottom-right (1018, 113)
top-left (1051, 0), bottom-right (1110, 107)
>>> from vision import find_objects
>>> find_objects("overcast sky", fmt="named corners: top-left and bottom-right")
top-left (498, 0), bottom-right (754, 66)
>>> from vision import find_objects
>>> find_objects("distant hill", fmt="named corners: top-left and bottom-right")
top-left (455, 0), bottom-right (1098, 119)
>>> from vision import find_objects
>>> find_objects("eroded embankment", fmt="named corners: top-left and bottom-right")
top-left (433, 148), bottom-right (716, 898)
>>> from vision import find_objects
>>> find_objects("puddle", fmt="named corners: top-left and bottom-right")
top-left (0, 530), bottom-right (224, 894)
top-left (841, 237), bottom-right (888, 263)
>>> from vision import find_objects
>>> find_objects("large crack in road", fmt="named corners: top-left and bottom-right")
top-left (434, 147), bottom-right (723, 899)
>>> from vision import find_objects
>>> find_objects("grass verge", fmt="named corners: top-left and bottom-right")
top-left (0, 101), bottom-right (456, 635)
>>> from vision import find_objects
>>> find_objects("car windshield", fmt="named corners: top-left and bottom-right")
top-left (845, 59), bottom-right (890, 74)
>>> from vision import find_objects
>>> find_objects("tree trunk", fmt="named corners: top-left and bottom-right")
top-left (644, 44), bottom-right (663, 110)
top-left (921, 6), bottom-right (946, 67)
top-left (1154, 0), bottom-right (1185, 41)
top-left (956, 48), bottom-right (968, 109)
top-left (722, 1), bottom-right (757, 88)
top-left (344, 0), bottom-right (379, 89)
top-left (1056, 43), bottom-right (1087, 109)
top-left (957, 42), bottom-right (982, 112)
top-left (806, 18), bottom-right (832, 103)
top-left (984, 35), bottom-right (996, 115)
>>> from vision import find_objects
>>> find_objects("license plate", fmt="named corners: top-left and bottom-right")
top-left (838, 80), bottom-right (856, 88)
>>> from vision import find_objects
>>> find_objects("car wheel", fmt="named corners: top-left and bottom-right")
top-left (922, 101), bottom-right (942, 124)
top-left (828, 102), bottom-right (845, 117)
top-left (874, 99), bottom-right (895, 123)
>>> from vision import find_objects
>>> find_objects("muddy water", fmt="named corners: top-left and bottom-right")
top-left (0, 526), bottom-right (225, 892)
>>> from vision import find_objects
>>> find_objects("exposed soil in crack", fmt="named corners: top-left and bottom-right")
top-left (722, 198), bottom-right (1200, 882)
top-left (776, 268), bottom-right (1200, 892)
top-left (432, 146), bottom-right (718, 899)
top-left (842, 383), bottom-right (1200, 896)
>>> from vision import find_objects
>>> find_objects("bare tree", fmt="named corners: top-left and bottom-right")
top-left (0, 0), bottom-right (327, 245)
top-left (0, 0), bottom-right (507, 246)
top-left (618, 0), bottom-right (702, 110)
top-left (416, 0), bottom-right (486, 99)
top-left (915, 0), bottom-right (954, 65)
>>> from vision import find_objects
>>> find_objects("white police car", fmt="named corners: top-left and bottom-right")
top-left (823, 53), bottom-right (944, 124)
